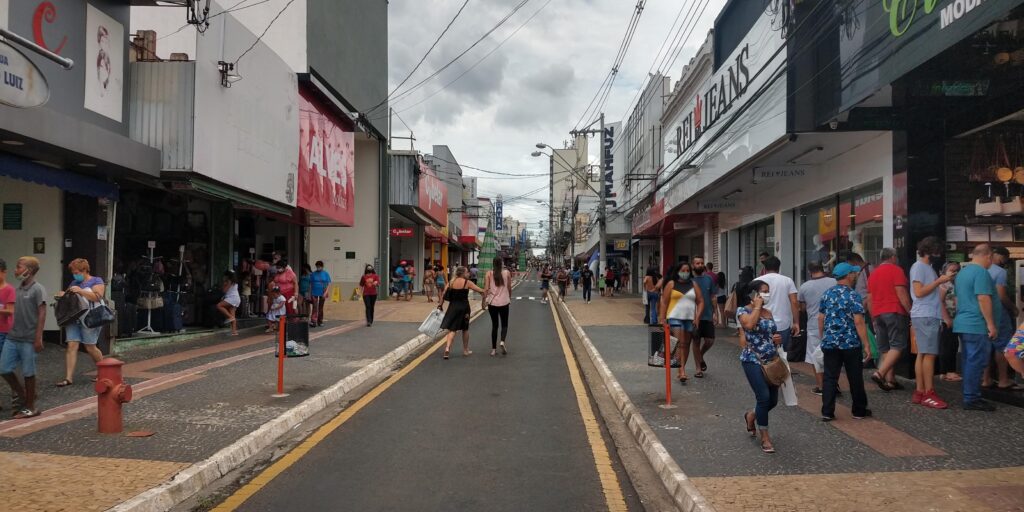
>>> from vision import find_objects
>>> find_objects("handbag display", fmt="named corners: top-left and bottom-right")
top-left (83, 300), bottom-right (116, 329)
top-left (757, 351), bottom-right (791, 387)
top-left (976, 182), bottom-right (1003, 216)
top-left (55, 292), bottom-right (90, 328)
top-left (138, 294), bottom-right (165, 310)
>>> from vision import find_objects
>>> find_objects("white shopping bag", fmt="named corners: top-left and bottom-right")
top-left (418, 308), bottom-right (444, 337)
top-left (777, 347), bottom-right (798, 407)
top-left (812, 346), bottom-right (825, 373)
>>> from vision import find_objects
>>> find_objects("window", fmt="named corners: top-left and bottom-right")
top-left (800, 182), bottom-right (884, 280)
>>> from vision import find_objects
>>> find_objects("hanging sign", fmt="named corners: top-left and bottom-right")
top-left (753, 165), bottom-right (812, 183)
top-left (495, 198), bottom-right (503, 231)
top-left (698, 199), bottom-right (740, 212)
top-left (0, 41), bottom-right (49, 108)
top-left (390, 227), bottom-right (415, 238)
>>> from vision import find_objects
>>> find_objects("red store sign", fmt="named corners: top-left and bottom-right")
top-left (390, 227), bottom-right (415, 238)
top-left (418, 157), bottom-right (447, 225)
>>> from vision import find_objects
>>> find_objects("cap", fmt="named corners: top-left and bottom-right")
top-left (833, 262), bottom-right (861, 278)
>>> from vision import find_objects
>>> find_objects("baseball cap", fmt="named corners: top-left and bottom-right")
top-left (833, 262), bottom-right (861, 278)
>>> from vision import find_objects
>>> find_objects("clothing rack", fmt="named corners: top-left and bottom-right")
top-left (137, 245), bottom-right (158, 335)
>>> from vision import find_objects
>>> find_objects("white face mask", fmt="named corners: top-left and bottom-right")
top-left (759, 292), bottom-right (771, 302)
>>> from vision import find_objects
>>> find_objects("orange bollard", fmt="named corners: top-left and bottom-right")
top-left (95, 358), bottom-right (133, 433)
top-left (274, 316), bottom-right (287, 397)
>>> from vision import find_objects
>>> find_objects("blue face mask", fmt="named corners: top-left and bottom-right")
top-left (72, 273), bottom-right (85, 283)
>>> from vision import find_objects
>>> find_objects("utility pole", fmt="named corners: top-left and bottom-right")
top-left (568, 113), bottom-right (607, 277)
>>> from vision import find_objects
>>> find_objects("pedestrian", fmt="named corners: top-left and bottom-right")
top-left (909, 236), bottom-right (954, 409)
top-left (540, 266), bottom-right (552, 304)
top-left (867, 248), bottom-right (912, 392)
top-left (1, 257), bottom-right (46, 418)
top-left (734, 266), bottom-right (756, 309)
top-left (273, 259), bottom-right (299, 314)
top-left (438, 266), bottom-right (485, 360)
top-left (393, 263), bottom-right (407, 300)
top-left (55, 258), bottom-right (106, 388)
top-left (621, 264), bottom-right (630, 293)
top-left (818, 262), bottom-right (872, 421)
top-left (1005, 322), bottom-right (1024, 377)
top-left (299, 263), bottom-right (313, 316)
top-left (0, 259), bottom-right (13, 359)
top-left (483, 257), bottom-right (512, 357)
top-left (309, 261), bottom-right (331, 327)
top-left (758, 252), bottom-right (771, 276)
top-left (644, 264), bottom-right (662, 326)
top-left (984, 247), bottom-right (1020, 390)
top-left (216, 270), bottom-right (241, 336)
top-left (265, 287), bottom-right (286, 333)
top-left (659, 262), bottom-right (705, 384)
top-left (710, 263), bottom-right (727, 326)
top-left (798, 260), bottom-right (837, 395)
top-left (556, 267), bottom-right (569, 300)
top-left (404, 262), bottom-right (415, 301)
top-left (736, 279), bottom-right (783, 453)
top-left (938, 261), bottom-right (962, 382)
top-left (469, 264), bottom-right (479, 287)
top-left (604, 266), bottom-right (616, 297)
top-left (358, 265), bottom-right (379, 327)
top-left (434, 264), bottom-right (447, 303)
top-left (423, 265), bottom-right (437, 303)
top-left (572, 267), bottom-right (581, 291)
top-left (690, 257), bottom-right (718, 378)
top-left (581, 265), bottom-right (594, 304)
top-left (953, 244), bottom-right (1000, 411)
top-left (758, 257), bottom-right (800, 352)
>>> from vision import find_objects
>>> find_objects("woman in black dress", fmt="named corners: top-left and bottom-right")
top-left (439, 266), bottom-right (486, 359)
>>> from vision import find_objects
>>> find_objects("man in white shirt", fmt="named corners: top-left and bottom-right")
top-left (799, 260), bottom-right (837, 394)
top-left (759, 256), bottom-right (800, 352)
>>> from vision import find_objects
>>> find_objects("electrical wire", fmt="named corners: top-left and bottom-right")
top-left (157, 0), bottom-right (273, 41)
top-left (233, 0), bottom-right (297, 65)
top-left (572, 1), bottom-right (646, 131)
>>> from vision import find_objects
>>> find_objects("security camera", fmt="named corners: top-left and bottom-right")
top-left (828, 118), bottom-right (839, 130)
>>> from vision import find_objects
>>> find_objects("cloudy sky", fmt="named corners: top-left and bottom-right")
top-left (387, 0), bottom-right (726, 236)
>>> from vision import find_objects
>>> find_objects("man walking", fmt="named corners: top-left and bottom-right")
top-left (798, 261), bottom-right (837, 395)
top-left (953, 244), bottom-right (999, 411)
top-left (818, 262), bottom-right (871, 421)
top-left (867, 248), bottom-right (912, 391)
top-left (1, 257), bottom-right (47, 417)
top-left (581, 265), bottom-right (594, 304)
top-left (556, 267), bottom-right (569, 301)
top-left (909, 237), bottom-right (953, 408)
top-left (759, 256), bottom-right (799, 351)
top-left (540, 266), bottom-right (552, 304)
top-left (309, 261), bottom-right (331, 327)
top-left (691, 257), bottom-right (719, 377)
top-left (986, 247), bottom-right (1019, 390)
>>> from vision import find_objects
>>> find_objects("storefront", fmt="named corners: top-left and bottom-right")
top-left (388, 152), bottom-right (449, 292)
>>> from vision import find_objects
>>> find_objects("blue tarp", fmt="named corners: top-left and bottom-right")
top-left (0, 152), bottom-right (118, 200)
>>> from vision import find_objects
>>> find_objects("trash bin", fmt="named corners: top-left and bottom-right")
top-left (647, 325), bottom-right (680, 368)
top-left (275, 314), bottom-right (310, 358)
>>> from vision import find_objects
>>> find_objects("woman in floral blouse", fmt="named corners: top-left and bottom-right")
top-left (736, 279), bottom-right (783, 454)
top-left (938, 262), bottom-right (961, 382)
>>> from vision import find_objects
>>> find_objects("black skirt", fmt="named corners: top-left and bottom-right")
top-left (440, 300), bottom-right (471, 331)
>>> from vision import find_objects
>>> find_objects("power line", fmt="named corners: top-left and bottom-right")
top-left (157, 0), bottom-right (274, 41)
top-left (573, 1), bottom-right (646, 131)
top-left (233, 0), bottom-right (297, 65)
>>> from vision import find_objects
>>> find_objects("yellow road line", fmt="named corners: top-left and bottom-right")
top-left (547, 297), bottom-right (628, 512)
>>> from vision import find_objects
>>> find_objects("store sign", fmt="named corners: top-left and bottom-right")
top-left (697, 199), bottom-right (739, 212)
top-left (418, 158), bottom-right (448, 225)
top-left (838, 0), bottom-right (1024, 114)
top-left (390, 227), bottom-right (414, 238)
top-left (753, 165), bottom-right (812, 183)
top-left (0, 41), bottom-right (49, 108)
top-left (495, 198), bottom-right (503, 230)
top-left (614, 240), bottom-right (628, 251)
top-left (298, 89), bottom-right (355, 226)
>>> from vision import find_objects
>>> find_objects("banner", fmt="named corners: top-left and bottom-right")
top-left (84, 4), bottom-right (123, 121)
top-left (495, 198), bottom-right (503, 231)
top-left (298, 88), bottom-right (355, 225)
top-left (418, 158), bottom-right (447, 225)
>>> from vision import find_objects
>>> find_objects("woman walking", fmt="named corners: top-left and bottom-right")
top-left (299, 263), bottom-right (312, 315)
top-left (358, 265), bottom-right (380, 327)
top-left (483, 257), bottom-right (512, 356)
top-left (736, 279), bottom-right (782, 453)
top-left (659, 262), bottom-right (705, 383)
top-left (434, 264), bottom-right (447, 303)
top-left (423, 265), bottom-right (437, 303)
top-left (438, 266), bottom-right (485, 359)
top-left (56, 259), bottom-right (106, 387)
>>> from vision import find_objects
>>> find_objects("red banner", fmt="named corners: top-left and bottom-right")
top-left (298, 89), bottom-right (355, 226)
top-left (418, 158), bottom-right (447, 225)
top-left (390, 227), bottom-right (414, 238)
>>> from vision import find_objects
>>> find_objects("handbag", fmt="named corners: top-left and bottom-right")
top-left (55, 291), bottom-right (90, 327)
top-left (757, 351), bottom-right (791, 387)
top-left (976, 182), bottom-right (1003, 216)
top-left (83, 300), bottom-right (116, 328)
top-left (724, 291), bottom-right (738, 319)
top-left (418, 308), bottom-right (443, 338)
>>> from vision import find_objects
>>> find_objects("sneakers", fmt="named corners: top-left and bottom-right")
top-left (812, 387), bottom-right (823, 396)
top-left (920, 391), bottom-right (948, 409)
top-left (912, 390), bottom-right (924, 404)
top-left (963, 400), bottom-right (996, 412)
top-left (821, 414), bottom-right (836, 422)
top-left (852, 409), bottom-right (873, 419)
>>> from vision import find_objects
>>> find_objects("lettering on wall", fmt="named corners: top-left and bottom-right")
top-left (603, 125), bottom-right (617, 208)
top-left (32, 1), bottom-right (67, 54)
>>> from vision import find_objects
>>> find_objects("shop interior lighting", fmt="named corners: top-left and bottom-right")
top-left (78, 162), bottom-right (97, 168)
top-left (31, 160), bottom-right (62, 169)
top-left (787, 146), bottom-right (824, 164)
top-left (1, 140), bottom-right (25, 146)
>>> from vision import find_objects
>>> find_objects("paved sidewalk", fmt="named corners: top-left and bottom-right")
top-left (560, 291), bottom-right (1024, 511)
top-left (0, 296), bottom-right (460, 512)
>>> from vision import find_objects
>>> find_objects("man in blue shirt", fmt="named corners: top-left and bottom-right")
top-left (691, 257), bottom-right (718, 378)
top-left (818, 262), bottom-right (871, 421)
top-left (954, 244), bottom-right (999, 411)
top-left (309, 261), bottom-right (331, 327)
top-left (987, 247), bottom-right (1017, 390)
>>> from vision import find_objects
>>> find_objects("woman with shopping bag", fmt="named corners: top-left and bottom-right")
top-left (55, 259), bottom-right (107, 388)
top-left (736, 279), bottom-right (784, 454)
top-left (438, 266), bottom-right (485, 360)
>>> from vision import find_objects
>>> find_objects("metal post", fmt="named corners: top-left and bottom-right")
top-left (598, 113), bottom-right (608, 289)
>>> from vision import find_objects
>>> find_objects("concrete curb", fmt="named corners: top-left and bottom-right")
top-left (110, 281), bottom-right (520, 512)
top-left (553, 298), bottom-right (716, 512)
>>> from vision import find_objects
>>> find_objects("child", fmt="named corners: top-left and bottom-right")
top-left (217, 270), bottom-right (240, 336)
top-left (266, 287), bottom-right (286, 333)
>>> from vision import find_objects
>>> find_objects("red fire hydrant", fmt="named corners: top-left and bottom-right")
top-left (95, 358), bottom-right (133, 434)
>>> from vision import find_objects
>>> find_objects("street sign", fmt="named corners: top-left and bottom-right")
top-left (0, 40), bottom-right (49, 108)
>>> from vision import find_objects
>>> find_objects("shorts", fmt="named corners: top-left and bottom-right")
top-left (423, 282), bottom-right (436, 293)
top-left (911, 317), bottom-right (941, 355)
top-left (541, 281), bottom-right (550, 290)
top-left (805, 325), bottom-right (822, 366)
top-left (696, 319), bottom-right (716, 339)
top-left (222, 295), bottom-right (241, 308)
top-left (0, 340), bottom-right (36, 377)
top-left (994, 310), bottom-right (1014, 350)
top-left (717, 295), bottom-right (727, 305)
top-left (667, 319), bottom-right (694, 332)
top-left (1005, 332), bottom-right (1024, 361)
top-left (65, 319), bottom-right (102, 345)
top-left (873, 313), bottom-right (910, 352)
top-left (605, 279), bottom-right (615, 288)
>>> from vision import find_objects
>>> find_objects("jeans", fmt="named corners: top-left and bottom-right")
top-left (310, 296), bottom-right (327, 325)
top-left (741, 361), bottom-right (778, 429)
top-left (363, 294), bottom-right (377, 324)
top-left (777, 329), bottom-right (793, 352)
top-left (646, 292), bottom-right (660, 325)
top-left (960, 333), bottom-right (992, 405)
top-left (488, 304), bottom-right (510, 348)
top-left (582, 284), bottom-right (592, 302)
top-left (822, 347), bottom-right (869, 417)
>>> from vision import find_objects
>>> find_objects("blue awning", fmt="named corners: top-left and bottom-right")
top-left (0, 152), bottom-right (118, 200)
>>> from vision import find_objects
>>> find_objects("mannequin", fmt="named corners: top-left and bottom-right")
top-left (812, 234), bottom-right (836, 271)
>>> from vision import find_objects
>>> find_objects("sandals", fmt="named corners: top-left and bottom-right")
top-left (871, 373), bottom-right (894, 391)
top-left (997, 383), bottom-right (1024, 391)
top-left (700, 361), bottom-right (708, 372)
top-left (13, 408), bottom-right (40, 419)
top-left (694, 372), bottom-right (705, 379)
top-left (442, 350), bottom-right (450, 360)
top-left (55, 379), bottom-right (74, 388)
top-left (743, 412), bottom-right (756, 437)
top-left (677, 375), bottom-right (688, 385)
top-left (761, 442), bottom-right (776, 454)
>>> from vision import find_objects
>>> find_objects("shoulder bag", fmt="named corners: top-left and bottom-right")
top-left (55, 291), bottom-right (90, 327)
top-left (84, 299), bottom-right (116, 329)
top-left (757, 351), bottom-right (790, 387)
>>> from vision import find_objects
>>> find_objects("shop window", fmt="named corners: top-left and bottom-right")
top-left (800, 182), bottom-right (884, 278)
top-left (740, 218), bottom-right (774, 270)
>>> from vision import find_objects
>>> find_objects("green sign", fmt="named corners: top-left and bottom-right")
top-left (2, 203), bottom-right (22, 230)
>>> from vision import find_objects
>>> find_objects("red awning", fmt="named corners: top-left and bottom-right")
top-left (425, 226), bottom-right (446, 242)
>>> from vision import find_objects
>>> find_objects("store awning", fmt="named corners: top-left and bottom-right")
top-left (0, 152), bottom-right (118, 200)
top-left (425, 226), bottom-right (446, 242)
top-left (167, 175), bottom-right (292, 216)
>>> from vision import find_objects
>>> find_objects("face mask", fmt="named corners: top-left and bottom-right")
top-left (73, 273), bottom-right (85, 283)
top-left (759, 292), bottom-right (771, 302)
top-left (678, 272), bottom-right (690, 281)
top-left (16, 270), bottom-right (29, 281)
top-left (693, 266), bottom-right (704, 275)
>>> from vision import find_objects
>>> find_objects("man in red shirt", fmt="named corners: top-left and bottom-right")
top-left (867, 247), bottom-right (913, 391)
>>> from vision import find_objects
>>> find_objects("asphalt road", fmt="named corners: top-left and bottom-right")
top-left (228, 278), bottom-right (641, 512)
